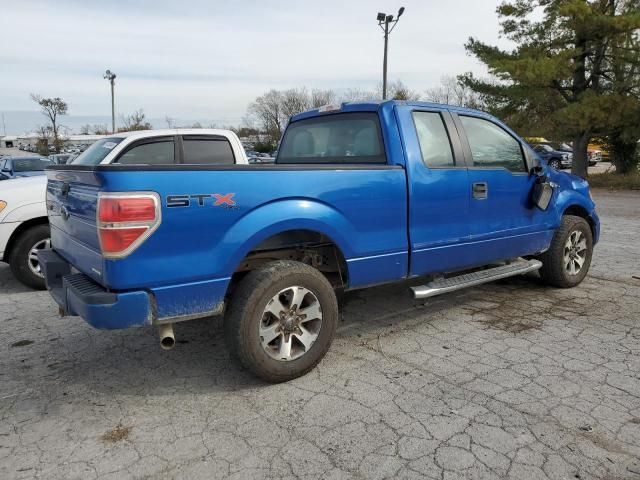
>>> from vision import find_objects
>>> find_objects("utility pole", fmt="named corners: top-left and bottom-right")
top-left (377, 7), bottom-right (405, 100)
top-left (103, 70), bottom-right (117, 134)
top-left (1, 113), bottom-right (6, 136)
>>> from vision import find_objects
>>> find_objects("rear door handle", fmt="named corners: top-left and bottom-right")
top-left (472, 182), bottom-right (488, 199)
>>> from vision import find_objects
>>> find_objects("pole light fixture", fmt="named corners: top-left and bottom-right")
top-left (377, 7), bottom-right (405, 100)
top-left (103, 69), bottom-right (117, 134)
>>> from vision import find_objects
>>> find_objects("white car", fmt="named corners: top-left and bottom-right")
top-left (1, 129), bottom-right (248, 288)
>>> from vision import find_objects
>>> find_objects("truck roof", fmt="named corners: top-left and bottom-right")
top-left (290, 100), bottom-right (488, 123)
top-left (100, 129), bottom-right (239, 140)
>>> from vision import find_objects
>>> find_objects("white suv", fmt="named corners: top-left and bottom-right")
top-left (1, 129), bottom-right (248, 288)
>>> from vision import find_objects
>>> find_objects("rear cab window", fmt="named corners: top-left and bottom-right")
top-left (277, 112), bottom-right (386, 164)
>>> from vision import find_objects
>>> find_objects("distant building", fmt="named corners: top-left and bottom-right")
top-left (1, 133), bottom-right (107, 149)
top-left (0, 135), bottom-right (18, 148)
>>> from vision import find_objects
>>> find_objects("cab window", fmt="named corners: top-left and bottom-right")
top-left (460, 116), bottom-right (526, 172)
top-left (116, 140), bottom-right (175, 165)
top-left (412, 111), bottom-right (455, 168)
top-left (182, 137), bottom-right (234, 165)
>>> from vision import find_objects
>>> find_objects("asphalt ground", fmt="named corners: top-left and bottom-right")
top-left (1, 189), bottom-right (639, 479)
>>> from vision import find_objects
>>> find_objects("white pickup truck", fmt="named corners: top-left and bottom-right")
top-left (1, 129), bottom-right (248, 288)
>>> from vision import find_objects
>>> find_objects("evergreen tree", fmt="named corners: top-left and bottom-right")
top-left (605, 1), bottom-right (640, 173)
top-left (462, 0), bottom-right (640, 178)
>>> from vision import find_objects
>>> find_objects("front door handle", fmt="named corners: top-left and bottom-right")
top-left (472, 182), bottom-right (488, 199)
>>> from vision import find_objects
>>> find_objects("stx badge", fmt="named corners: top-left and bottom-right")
top-left (166, 193), bottom-right (237, 208)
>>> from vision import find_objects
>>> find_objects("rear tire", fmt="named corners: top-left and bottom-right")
top-left (8, 224), bottom-right (50, 290)
top-left (537, 215), bottom-right (592, 288)
top-left (224, 260), bottom-right (338, 383)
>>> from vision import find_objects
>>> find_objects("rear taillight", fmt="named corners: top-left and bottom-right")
top-left (97, 193), bottom-right (161, 258)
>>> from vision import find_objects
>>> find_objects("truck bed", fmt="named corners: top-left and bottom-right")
top-left (46, 163), bottom-right (409, 320)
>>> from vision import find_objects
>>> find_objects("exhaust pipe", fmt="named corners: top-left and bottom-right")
top-left (158, 323), bottom-right (175, 350)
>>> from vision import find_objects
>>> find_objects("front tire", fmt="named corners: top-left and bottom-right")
top-left (8, 224), bottom-right (50, 290)
top-left (537, 215), bottom-right (593, 288)
top-left (224, 260), bottom-right (338, 383)
top-left (549, 158), bottom-right (561, 170)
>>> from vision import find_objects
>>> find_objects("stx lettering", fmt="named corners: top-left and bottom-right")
top-left (166, 194), bottom-right (236, 208)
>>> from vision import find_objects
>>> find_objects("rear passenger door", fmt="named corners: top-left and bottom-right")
top-left (396, 107), bottom-right (472, 276)
top-left (454, 113), bottom-right (552, 264)
top-left (180, 135), bottom-right (235, 165)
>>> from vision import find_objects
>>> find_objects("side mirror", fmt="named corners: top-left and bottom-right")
top-left (532, 175), bottom-right (555, 211)
top-left (530, 165), bottom-right (544, 176)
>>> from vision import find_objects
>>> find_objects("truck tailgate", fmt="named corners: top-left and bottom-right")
top-left (46, 169), bottom-right (104, 284)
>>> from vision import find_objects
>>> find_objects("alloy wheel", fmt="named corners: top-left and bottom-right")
top-left (27, 238), bottom-right (50, 278)
top-left (563, 230), bottom-right (587, 275)
top-left (259, 286), bottom-right (323, 361)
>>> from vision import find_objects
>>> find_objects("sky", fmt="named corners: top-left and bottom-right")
top-left (0, 0), bottom-right (508, 134)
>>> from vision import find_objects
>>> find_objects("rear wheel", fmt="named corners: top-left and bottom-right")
top-left (8, 224), bottom-right (50, 290)
top-left (224, 260), bottom-right (338, 382)
top-left (537, 215), bottom-right (593, 288)
top-left (549, 158), bottom-right (561, 169)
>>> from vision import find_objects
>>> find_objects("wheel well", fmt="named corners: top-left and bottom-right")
top-left (563, 205), bottom-right (595, 237)
top-left (2, 217), bottom-right (49, 262)
top-left (233, 229), bottom-right (348, 288)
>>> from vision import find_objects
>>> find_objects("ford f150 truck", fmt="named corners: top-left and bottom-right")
top-left (39, 101), bottom-right (599, 382)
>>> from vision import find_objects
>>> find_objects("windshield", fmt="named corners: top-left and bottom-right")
top-left (13, 158), bottom-right (53, 172)
top-left (72, 138), bottom-right (124, 165)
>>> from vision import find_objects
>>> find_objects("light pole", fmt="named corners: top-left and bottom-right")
top-left (377, 7), bottom-right (405, 100)
top-left (103, 69), bottom-right (116, 134)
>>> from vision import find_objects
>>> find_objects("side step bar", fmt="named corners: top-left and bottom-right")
top-left (411, 259), bottom-right (542, 299)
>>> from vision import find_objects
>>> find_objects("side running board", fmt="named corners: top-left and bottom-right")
top-left (411, 259), bottom-right (542, 299)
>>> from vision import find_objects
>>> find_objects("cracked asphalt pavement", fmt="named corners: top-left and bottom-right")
top-left (1, 190), bottom-right (639, 479)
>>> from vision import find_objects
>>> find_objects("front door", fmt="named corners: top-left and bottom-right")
top-left (453, 113), bottom-right (554, 265)
top-left (396, 107), bottom-right (473, 276)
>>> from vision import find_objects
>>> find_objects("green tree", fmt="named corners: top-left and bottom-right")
top-left (605, 2), bottom-right (640, 174)
top-left (30, 94), bottom-right (68, 153)
top-left (462, 0), bottom-right (640, 178)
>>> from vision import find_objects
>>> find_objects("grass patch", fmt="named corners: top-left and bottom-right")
top-left (588, 171), bottom-right (640, 190)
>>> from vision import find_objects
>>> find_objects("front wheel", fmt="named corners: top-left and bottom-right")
top-left (549, 158), bottom-right (561, 170)
top-left (537, 215), bottom-right (593, 288)
top-left (224, 260), bottom-right (338, 382)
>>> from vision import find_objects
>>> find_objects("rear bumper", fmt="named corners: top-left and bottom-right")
top-left (38, 249), bottom-right (152, 329)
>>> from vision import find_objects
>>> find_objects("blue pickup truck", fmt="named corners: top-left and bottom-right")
top-left (39, 101), bottom-right (599, 382)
